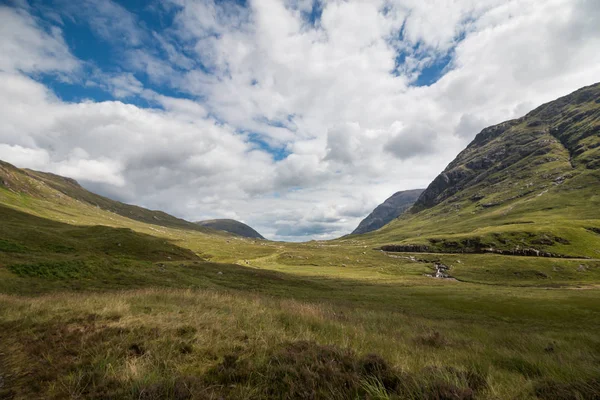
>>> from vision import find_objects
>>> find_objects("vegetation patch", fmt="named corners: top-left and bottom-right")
top-left (534, 377), bottom-right (600, 400)
top-left (414, 331), bottom-right (449, 348)
top-left (204, 340), bottom-right (487, 399)
top-left (0, 239), bottom-right (29, 253)
top-left (8, 259), bottom-right (89, 279)
top-left (586, 227), bottom-right (600, 235)
top-left (493, 356), bottom-right (543, 378)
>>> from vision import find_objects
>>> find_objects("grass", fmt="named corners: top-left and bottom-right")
top-left (0, 200), bottom-right (599, 399)
top-left (0, 285), bottom-right (598, 399)
top-left (0, 191), bottom-right (599, 399)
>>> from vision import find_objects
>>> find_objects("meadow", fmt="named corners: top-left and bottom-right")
top-left (1, 170), bottom-right (600, 399)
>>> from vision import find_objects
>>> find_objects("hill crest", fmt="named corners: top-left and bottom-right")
top-left (195, 219), bottom-right (265, 239)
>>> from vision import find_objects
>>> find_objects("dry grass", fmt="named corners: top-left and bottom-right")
top-left (0, 287), bottom-right (599, 399)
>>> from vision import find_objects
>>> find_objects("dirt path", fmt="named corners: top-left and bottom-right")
top-left (236, 248), bottom-right (286, 268)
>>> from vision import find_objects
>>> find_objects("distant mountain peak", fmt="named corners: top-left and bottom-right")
top-left (352, 189), bottom-right (424, 235)
top-left (195, 219), bottom-right (265, 239)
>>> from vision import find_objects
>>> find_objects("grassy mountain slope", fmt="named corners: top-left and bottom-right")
top-left (351, 83), bottom-right (600, 258)
top-left (0, 160), bottom-right (278, 264)
top-left (1, 160), bottom-right (213, 234)
top-left (351, 189), bottom-right (424, 234)
top-left (196, 218), bottom-right (265, 239)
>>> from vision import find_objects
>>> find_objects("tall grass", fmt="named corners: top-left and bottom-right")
top-left (0, 287), bottom-right (599, 399)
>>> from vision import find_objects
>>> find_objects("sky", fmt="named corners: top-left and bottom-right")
top-left (0, 0), bottom-right (599, 241)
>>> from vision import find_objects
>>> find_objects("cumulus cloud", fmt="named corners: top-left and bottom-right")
top-left (0, 144), bottom-right (50, 170)
top-left (0, 0), bottom-right (599, 240)
top-left (454, 114), bottom-right (487, 140)
top-left (385, 122), bottom-right (438, 160)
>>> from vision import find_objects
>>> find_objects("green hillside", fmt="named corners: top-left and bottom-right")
top-left (2, 160), bottom-right (215, 234)
top-left (352, 83), bottom-right (600, 258)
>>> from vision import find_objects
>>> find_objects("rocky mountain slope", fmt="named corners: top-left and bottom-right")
top-left (196, 219), bottom-right (265, 239)
top-left (352, 82), bottom-right (600, 258)
top-left (351, 189), bottom-right (424, 234)
top-left (413, 82), bottom-right (600, 211)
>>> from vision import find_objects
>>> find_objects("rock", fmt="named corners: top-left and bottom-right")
top-left (577, 264), bottom-right (588, 272)
top-left (482, 202), bottom-right (501, 208)
top-left (433, 262), bottom-right (452, 278)
top-left (483, 247), bottom-right (559, 258)
top-left (553, 176), bottom-right (566, 185)
top-left (217, 271), bottom-right (223, 275)
top-left (381, 244), bottom-right (430, 253)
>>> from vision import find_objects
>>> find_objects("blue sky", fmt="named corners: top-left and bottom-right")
top-left (1, 0), bottom-right (599, 240)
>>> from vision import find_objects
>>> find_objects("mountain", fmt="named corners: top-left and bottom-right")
top-left (354, 82), bottom-right (600, 258)
top-left (412, 82), bottom-right (600, 212)
top-left (196, 219), bottom-right (265, 239)
top-left (351, 189), bottom-right (424, 234)
top-left (0, 160), bottom-right (215, 234)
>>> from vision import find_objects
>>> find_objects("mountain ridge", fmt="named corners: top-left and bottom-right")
top-left (351, 189), bottom-right (424, 235)
top-left (0, 160), bottom-right (217, 234)
top-left (413, 82), bottom-right (600, 211)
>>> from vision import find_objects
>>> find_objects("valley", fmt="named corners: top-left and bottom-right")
top-left (0, 83), bottom-right (599, 399)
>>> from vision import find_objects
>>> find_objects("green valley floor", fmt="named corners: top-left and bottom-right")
top-left (1, 218), bottom-right (599, 399)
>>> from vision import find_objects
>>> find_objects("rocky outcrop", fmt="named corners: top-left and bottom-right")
top-left (380, 244), bottom-right (430, 252)
top-left (352, 189), bottom-right (424, 234)
top-left (380, 243), bottom-right (576, 258)
top-left (481, 247), bottom-right (562, 258)
top-left (433, 262), bottom-right (451, 278)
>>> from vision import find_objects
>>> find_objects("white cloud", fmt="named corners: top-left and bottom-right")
top-left (86, 71), bottom-right (144, 99)
top-left (0, 5), bottom-right (80, 75)
top-left (0, 144), bottom-right (51, 170)
top-left (385, 122), bottom-right (438, 160)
